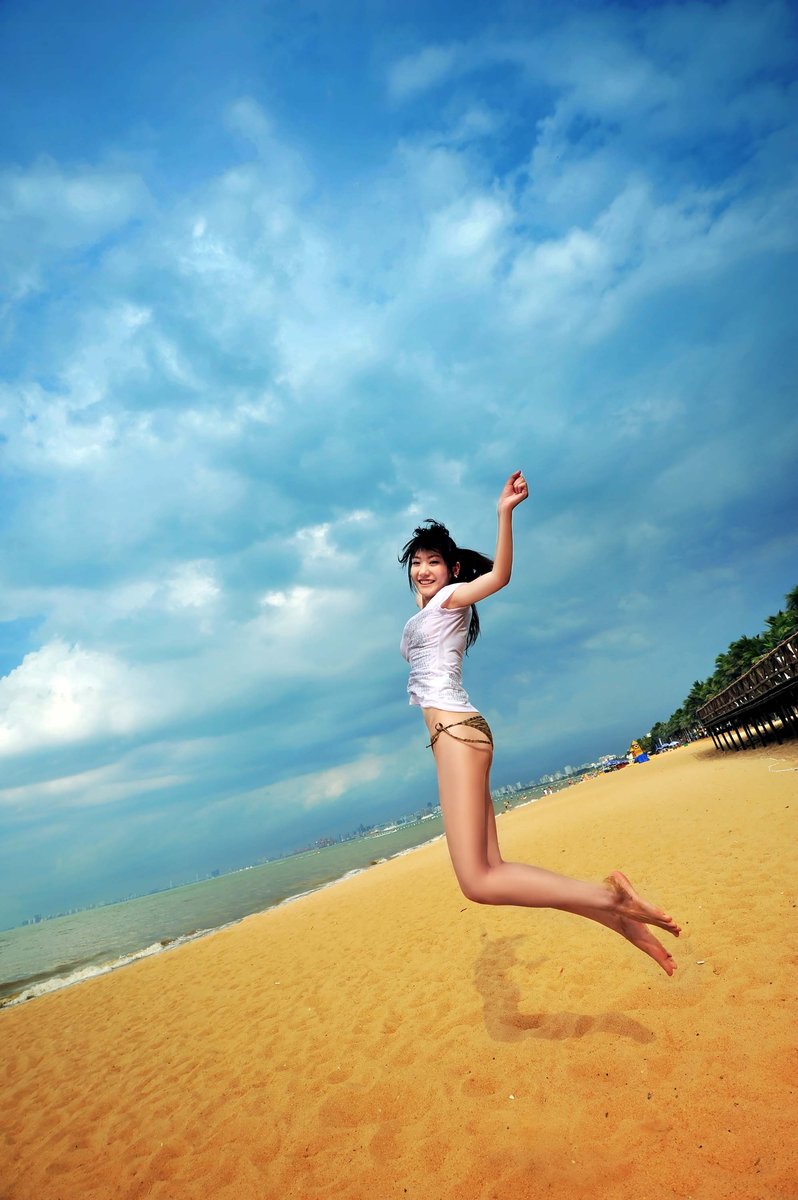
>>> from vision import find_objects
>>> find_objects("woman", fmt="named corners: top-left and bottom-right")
top-left (399, 471), bottom-right (680, 975)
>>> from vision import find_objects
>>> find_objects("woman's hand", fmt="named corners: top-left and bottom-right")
top-left (497, 470), bottom-right (529, 514)
top-left (446, 471), bottom-right (528, 610)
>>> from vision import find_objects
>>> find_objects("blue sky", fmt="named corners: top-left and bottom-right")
top-left (1, 0), bottom-right (796, 928)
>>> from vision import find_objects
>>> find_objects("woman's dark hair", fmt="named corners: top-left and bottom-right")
top-left (398, 519), bottom-right (493, 649)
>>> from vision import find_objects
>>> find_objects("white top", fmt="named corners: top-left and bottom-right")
top-left (400, 582), bottom-right (477, 712)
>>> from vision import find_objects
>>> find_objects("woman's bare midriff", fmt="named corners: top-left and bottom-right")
top-left (420, 705), bottom-right (478, 737)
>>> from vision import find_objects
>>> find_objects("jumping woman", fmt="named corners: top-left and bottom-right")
top-left (399, 470), bottom-right (680, 975)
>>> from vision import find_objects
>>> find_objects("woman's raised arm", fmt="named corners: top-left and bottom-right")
top-left (444, 471), bottom-right (528, 609)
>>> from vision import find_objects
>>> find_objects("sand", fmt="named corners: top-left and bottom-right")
top-left (2, 739), bottom-right (796, 1200)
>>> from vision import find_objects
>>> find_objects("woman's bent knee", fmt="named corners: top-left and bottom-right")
top-left (457, 871), bottom-right (498, 905)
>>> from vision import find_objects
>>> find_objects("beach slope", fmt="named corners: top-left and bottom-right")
top-left (2, 740), bottom-right (796, 1199)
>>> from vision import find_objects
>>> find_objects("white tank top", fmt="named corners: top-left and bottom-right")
top-left (400, 582), bottom-right (477, 712)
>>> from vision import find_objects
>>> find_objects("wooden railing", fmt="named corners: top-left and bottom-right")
top-left (698, 633), bottom-right (798, 723)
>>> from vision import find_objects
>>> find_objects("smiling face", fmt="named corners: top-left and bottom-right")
top-left (410, 548), bottom-right (459, 605)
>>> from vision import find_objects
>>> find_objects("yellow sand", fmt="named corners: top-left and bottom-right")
top-left (2, 740), bottom-right (797, 1200)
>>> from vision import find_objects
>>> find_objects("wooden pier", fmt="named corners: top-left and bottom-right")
top-left (698, 632), bottom-right (798, 750)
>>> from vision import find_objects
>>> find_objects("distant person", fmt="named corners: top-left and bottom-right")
top-left (399, 471), bottom-right (680, 975)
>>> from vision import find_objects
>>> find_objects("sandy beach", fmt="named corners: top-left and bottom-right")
top-left (2, 739), bottom-right (796, 1200)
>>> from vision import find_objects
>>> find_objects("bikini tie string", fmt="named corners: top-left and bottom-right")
top-left (427, 715), bottom-right (494, 749)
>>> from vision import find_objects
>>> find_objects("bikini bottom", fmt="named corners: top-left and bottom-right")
top-left (427, 714), bottom-right (493, 750)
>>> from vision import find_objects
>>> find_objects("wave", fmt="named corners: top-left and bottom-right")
top-left (0, 931), bottom-right (211, 1009)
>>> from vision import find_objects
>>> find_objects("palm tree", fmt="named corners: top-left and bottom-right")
top-left (712, 634), bottom-right (766, 689)
top-left (684, 678), bottom-right (715, 719)
top-left (761, 585), bottom-right (798, 649)
top-left (637, 584), bottom-right (798, 746)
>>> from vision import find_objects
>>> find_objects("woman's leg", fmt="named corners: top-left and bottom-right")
top-left (484, 770), bottom-right (504, 869)
top-left (432, 735), bottom-right (680, 973)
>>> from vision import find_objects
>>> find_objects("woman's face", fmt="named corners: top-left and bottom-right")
top-left (410, 548), bottom-right (457, 604)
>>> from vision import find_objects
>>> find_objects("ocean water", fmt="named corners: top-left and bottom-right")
top-left (0, 815), bottom-right (449, 1008)
top-left (1, 783), bottom-right (564, 1009)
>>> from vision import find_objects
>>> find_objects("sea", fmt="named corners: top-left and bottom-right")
top-left (0, 810), bottom-right (452, 1008)
top-left (0, 819), bottom-right (456, 1009)
top-left (0, 786), bottom-right (566, 1010)
top-left (0, 816), bottom-right (457, 1008)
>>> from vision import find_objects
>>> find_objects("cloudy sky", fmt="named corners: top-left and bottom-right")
top-left (1, 0), bottom-right (796, 928)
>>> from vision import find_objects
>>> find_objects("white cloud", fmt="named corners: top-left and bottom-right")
top-left (0, 159), bottom-right (148, 245)
top-left (388, 45), bottom-right (460, 101)
top-left (0, 642), bottom-right (156, 756)
top-left (165, 562), bottom-right (221, 611)
top-left (225, 97), bottom-right (312, 198)
top-left (9, 385), bottom-right (119, 467)
top-left (259, 585), bottom-right (312, 610)
top-left (299, 754), bottom-right (384, 807)
top-left (508, 226), bottom-right (609, 330)
top-left (0, 159), bottom-right (150, 301)
top-left (427, 193), bottom-right (508, 269)
top-left (248, 584), bottom-right (367, 679)
top-left (0, 763), bottom-right (185, 810)
top-left (222, 741), bottom-right (425, 819)
top-left (294, 523), bottom-right (336, 560)
top-left (446, 105), bottom-right (504, 145)
top-left (583, 627), bottom-right (649, 654)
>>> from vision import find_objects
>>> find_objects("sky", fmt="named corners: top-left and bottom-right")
top-left (1, 0), bottom-right (796, 928)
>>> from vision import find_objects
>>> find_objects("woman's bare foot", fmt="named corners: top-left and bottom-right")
top-left (608, 911), bottom-right (677, 976)
top-left (605, 870), bottom-right (681, 936)
top-left (570, 898), bottom-right (679, 975)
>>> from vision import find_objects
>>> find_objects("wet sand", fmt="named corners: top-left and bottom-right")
top-left (2, 740), bottom-right (796, 1199)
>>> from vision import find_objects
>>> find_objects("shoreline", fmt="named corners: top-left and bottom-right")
top-left (2, 778), bottom-right (572, 1009)
top-left (0, 826), bottom-right (455, 1009)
